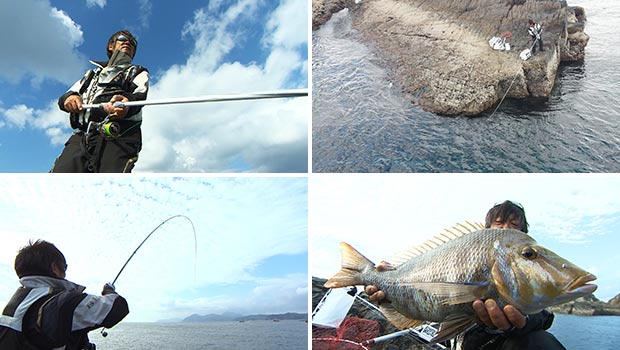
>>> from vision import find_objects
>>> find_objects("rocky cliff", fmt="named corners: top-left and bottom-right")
top-left (550, 294), bottom-right (620, 316)
top-left (313, 0), bottom-right (589, 115)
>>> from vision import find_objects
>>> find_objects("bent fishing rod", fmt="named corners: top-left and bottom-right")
top-left (100, 215), bottom-right (197, 337)
top-left (82, 88), bottom-right (308, 110)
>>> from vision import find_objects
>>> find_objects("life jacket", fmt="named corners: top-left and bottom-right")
top-left (0, 285), bottom-right (70, 349)
top-left (70, 50), bottom-right (148, 130)
top-left (528, 23), bottom-right (542, 38)
top-left (0, 277), bottom-right (96, 350)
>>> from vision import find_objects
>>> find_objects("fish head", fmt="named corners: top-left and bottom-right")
top-left (491, 233), bottom-right (597, 314)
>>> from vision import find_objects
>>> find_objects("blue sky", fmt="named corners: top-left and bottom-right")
top-left (0, 176), bottom-right (308, 322)
top-left (311, 174), bottom-right (620, 303)
top-left (0, 0), bottom-right (308, 172)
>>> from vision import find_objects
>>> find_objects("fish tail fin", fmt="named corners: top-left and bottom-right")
top-left (324, 242), bottom-right (375, 288)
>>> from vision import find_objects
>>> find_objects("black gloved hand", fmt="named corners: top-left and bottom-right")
top-left (102, 283), bottom-right (116, 295)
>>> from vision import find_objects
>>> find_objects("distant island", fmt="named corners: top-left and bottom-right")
top-left (159, 312), bottom-right (308, 323)
top-left (551, 294), bottom-right (620, 316)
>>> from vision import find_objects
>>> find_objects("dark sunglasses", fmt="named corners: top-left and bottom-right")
top-left (116, 34), bottom-right (137, 48)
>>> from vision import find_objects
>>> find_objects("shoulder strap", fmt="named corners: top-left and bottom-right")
top-left (78, 69), bottom-right (97, 95)
top-left (0, 287), bottom-right (52, 332)
top-left (125, 65), bottom-right (147, 83)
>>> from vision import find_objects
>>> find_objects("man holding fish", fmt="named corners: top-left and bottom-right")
top-left (328, 201), bottom-right (594, 349)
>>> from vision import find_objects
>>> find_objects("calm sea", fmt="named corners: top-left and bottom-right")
top-left (550, 314), bottom-right (620, 349)
top-left (89, 320), bottom-right (308, 350)
top-left (312, 0), bottom-right (620, 172)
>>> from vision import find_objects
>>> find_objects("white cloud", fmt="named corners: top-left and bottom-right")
top-left (0, 100), bottom-right (72, 145)
top-left (2, 105), bottom-right (33, 129)
top-left (264, 0), bottom-right (308, 49)
top-left (0, 177), bottom-right (307, 321)
top-left (0, 1), bottom-right (85, 85)
top-left (86, 0), bottom-right (106, 8)
top-left (153, 273), bottom-right (308, 319)
top-left (136, 0), bottom-right (308, 172)
top-left (137, 0), bottom-right (152, 29)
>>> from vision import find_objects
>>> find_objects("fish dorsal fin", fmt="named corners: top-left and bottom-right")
top-left (389, 221), bottom-right (484, 266)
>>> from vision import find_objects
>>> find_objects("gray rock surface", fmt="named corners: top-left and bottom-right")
top-left (312, 0), bottom-right (356, 30)
top-left (609, 293), bottom-right (620, 307)
top-left (313, 0), bottom-right (589, 115)
top-left (550, 294), bottom-right (620, 316)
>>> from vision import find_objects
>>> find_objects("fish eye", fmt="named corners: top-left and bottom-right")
top-left (521, 246), bottom-right (537, 260)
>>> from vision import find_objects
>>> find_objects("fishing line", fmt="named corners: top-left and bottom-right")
top-left (101, 214), bottom-right (197, 337)
top-left (489, 36), bottom-right (540, 118)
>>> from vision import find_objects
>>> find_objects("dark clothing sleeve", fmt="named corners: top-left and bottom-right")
top-left (22, 291), bottom-right (129, 350)
top-left (100, 294), bottom-right (130, 328)
top-left (462, 310), bottom-right (556, 350)
top-left (58, 91), bottom-right (79, 113)
top-left (510, 309), bottom-right (554, 336)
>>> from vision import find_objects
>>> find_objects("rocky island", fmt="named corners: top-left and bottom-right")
top-left (550, 294), bottom-right (620, 316)
top-left (313, 0), bottom-right (589, 115)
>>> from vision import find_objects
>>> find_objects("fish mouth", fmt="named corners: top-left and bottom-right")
top-left (566, 273), bottom-right (598, 295)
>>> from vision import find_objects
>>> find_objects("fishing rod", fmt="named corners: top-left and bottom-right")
top-left (100, 215), bottom-right (197, 337)
top-left (82, 88), bottom-right (308, 110)
top-left (489, 35), bottom-right (542, 118)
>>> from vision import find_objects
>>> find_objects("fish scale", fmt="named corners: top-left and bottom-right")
top-left (365, 229), bottom-right (510, 320)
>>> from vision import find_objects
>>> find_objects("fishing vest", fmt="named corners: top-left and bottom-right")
top-left (71, 50), bottom-right (146, 130)
top-left (0, 286), bottom-right (54, 332)
top-left (0, 277), bottom-right (87, 350)
top-left (0, 286), bottom-right (62, 350)
top-left (528, 23), bottom-right (542, 38)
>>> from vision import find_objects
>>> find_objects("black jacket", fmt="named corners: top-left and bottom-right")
top-left (0, 276), bottom-right (129, 350)
top-left (58, 50), bottom-right (149, 131)
top-left (460, 309), bottom-right (556, 350)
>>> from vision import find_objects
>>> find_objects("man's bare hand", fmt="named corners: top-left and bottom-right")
top-left (364, 285), bottom-right (386, 303)
top-left (103, 95), bottom-right (129, 119)
top-left (472, 299), bottom-right (527, 331)
top-left (64, 94), bottom-right (83, 114)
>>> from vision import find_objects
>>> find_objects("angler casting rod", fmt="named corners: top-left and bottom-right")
top-left (82, 88), bottom-right (308, 110)
top-left (101, 214), bottom-right (197, 337)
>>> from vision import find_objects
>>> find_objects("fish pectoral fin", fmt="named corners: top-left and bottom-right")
top-left (380, 304), bottom-right (424, 330)
top-left (432, 314), bottom-right (478, 343)
top-left (412, 282), bottom-right (490, 306)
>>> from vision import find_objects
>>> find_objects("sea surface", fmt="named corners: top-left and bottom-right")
top-left (89, 320), bottom-right (308, 350)
top-left (550, 314), bottom-right (620, 349)
top-left (312, 0), bottom-right (620, 172)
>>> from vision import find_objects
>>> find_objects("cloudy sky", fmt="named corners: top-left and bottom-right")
top-left (0, 176), bottom-right (308, 322)
top-left (0, 0), bottom-right (308, 173)
top-left (311, 174), bottom-right (620, 303)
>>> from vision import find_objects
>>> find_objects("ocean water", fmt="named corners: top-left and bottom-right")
top-left (89, 320), bottom-right (308, 350)
top-left (312, 0), bottom-right (620, 172)
top-left (550, 314), bottom-right (620, 349)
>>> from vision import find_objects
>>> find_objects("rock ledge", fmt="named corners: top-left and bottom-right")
top-left (313, 0), bottom-right (589, 115)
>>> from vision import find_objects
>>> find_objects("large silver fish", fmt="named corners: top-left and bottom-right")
top-left (325, 226), bottom-right (597, 342)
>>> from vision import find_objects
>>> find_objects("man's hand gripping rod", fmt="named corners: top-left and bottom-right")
top-left (82, 89), bottom-right (308, 110)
